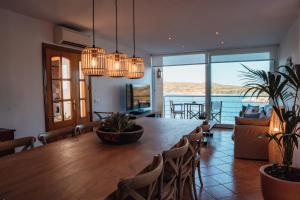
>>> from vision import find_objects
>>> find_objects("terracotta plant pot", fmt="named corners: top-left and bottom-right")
top-left (260, 164), bottom-right (300, 200)
top-left (96, 125), bottom-right (144, 145)
top-left (201, 124), bottom-right (209, 132)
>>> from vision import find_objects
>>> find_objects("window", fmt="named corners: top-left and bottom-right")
top-left (152, 48), bottom-right (275, 125)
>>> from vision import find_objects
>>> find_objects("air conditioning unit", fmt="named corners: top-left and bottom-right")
top-left (54, 26), bottom-right (90, 49)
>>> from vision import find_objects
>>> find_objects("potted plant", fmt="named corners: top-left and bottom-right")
top-left (96, 113), bottom-right (144, 144)
top-left (200, 120), bottom-right (210, 132)
top-left (242, 63), bottom-right (300, 200)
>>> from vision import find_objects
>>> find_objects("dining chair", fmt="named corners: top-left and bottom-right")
top-left (115, 154), bottom-right (163, 200)
top-left (0, 136), bottom-right (36, 156)
top-left (170, 100), bottom-right (184, 119)
top-left (161, 137), bottom-right (189, 200)
top-left (38, 126), bottom-right (75, 145)
top-left (182, 131), bottom-right (204, 200)
top-left (75, 121), bottom-right (102, 135)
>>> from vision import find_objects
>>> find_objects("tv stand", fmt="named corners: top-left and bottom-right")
top-left (129, 110), bottom-right (147, 115)
top-left (128, 110), bottom-right (161, 118)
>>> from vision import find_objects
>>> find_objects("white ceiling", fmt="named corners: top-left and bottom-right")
top-left (0, 0), bottom-right (299, 55)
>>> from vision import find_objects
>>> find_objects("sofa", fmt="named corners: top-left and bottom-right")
top-left (233, 108), bottom-right (271, 160)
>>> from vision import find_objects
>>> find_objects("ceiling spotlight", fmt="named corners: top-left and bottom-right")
top-left (215, 31), bottom-right (220, 36)
top-left (221, 41), bottom-right (225, 45)
top-left (168, 36), bottom-right (172, 40)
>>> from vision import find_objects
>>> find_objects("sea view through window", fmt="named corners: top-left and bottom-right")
top-left (161, 53), bottom-right (271, 124)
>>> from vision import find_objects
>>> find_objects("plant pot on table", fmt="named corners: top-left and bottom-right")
top-left (96, 125), bottom-right (144, 145)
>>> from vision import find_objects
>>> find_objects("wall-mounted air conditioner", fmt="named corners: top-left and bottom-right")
top-left (54, 26), bottom-right (90, 49)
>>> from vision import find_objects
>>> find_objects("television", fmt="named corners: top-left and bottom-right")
top-left (126, 84), bottom-right (151, 112)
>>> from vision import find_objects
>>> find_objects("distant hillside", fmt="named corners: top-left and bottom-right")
top-left (164, 82), bottom-right (243, 95)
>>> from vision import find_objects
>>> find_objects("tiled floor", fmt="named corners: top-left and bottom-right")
top-left (195, 129), bottom-right (267, 200)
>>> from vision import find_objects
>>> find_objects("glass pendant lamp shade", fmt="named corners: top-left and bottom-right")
top-left (106, 52), bottom-right (128, 77)
top-left (127, 57), bottom-right (144, 79)
top-left (81, 47), bottom-right (107, 76)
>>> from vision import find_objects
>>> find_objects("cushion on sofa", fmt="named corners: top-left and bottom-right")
top-left (264, 105), bottom-right (273, 119)
top-left (245, 105), bottom-right (260, 114)
top-left (244, 113), bottom-right (260, 118)
top-left (235, 117), bottom-right (270, 126)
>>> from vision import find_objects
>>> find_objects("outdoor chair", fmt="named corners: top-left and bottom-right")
top-left (170, 100), bottom-right (184, 119)
top-left (211, 101), bottom-right (222, 123)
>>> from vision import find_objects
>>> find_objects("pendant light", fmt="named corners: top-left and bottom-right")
top-left (106, 0), bottom-right (129, 77)
top-left (127, 0), bottom-right (144, 79)
top-left (81, 0), bottom-right (107, 76)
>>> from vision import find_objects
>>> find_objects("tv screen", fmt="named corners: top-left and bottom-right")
top-left (126, 84), bottom-right (151, 111)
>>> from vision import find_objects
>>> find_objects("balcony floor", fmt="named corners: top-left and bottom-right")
top-left (196, 128), bottom-right (267, 200)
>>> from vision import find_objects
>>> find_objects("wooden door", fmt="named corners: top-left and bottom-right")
top-left (43, 44), bottom-right (91, 131)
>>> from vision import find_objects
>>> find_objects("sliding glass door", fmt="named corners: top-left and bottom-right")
top-left (152, 47), bottom-right (276, 125)
top-left (157, 54), bottom-right (206, 119)
top-left (209, 52), bottom-right (272, 124)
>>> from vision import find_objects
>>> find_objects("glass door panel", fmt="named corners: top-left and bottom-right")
top-left (78, 61), bottom-right (88, 119)
top-left (62, 81), bottom-right (71, 100)
top-left (210, 54), bottom-right (271, 124)
top-left (53, 102), bottom-right (62, 122)
top-left (162, 64), bottom-right (206, 118)
top-left (50, 56), bottom-right (74, 123)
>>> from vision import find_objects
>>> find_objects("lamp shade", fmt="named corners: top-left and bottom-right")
top-left (81, 47), bottom-right (107, 76)
top-left (127, 57), bottom-right (144, 79)
top-left (268, 109), bottom-right (284, 163)
top-left (106, 52), bottom-right (128, 77)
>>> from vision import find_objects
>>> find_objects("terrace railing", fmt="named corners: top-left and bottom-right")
top-left (163, 95), bottom-right (269, 124)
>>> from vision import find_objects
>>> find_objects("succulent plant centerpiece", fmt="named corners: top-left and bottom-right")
top-left (96, 113), bottom-right (143, 144)
top-left (100, 113), bottom-right (136, 133)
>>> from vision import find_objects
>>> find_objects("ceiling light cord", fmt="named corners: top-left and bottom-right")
top-left (115, 0), bottom-right (118, 52)
top-left (133, 0), bottom-right (136, 57)
top-left (92, 0), bottom-right (95, 48)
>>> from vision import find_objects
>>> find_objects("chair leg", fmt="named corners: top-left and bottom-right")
top-left (179, 176), bottom-right (195, 200)
top-left (197, 165), bottom-right (203, 188)
top-left (192, 168), bottom-right (198, 200)
top-left (189, 175), bottom-right (197, 200)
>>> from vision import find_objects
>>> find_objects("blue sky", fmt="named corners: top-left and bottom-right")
top-left (163, 61), bottom-right (270, 86)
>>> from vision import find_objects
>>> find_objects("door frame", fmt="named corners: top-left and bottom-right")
top-left (42, 43), bottom-right (93, 131)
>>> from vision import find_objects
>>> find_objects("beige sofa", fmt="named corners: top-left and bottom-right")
top-left (233, 117), bottom-right (270, 160)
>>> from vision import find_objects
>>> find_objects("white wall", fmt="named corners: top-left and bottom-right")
top-left (0, 8), bottom-right (53, 139)
top-left (278, 15), bottom-right (300, 65)
top-left (278, 10), bottom-right (300, 167)
top-left (0, 8), bottom-right (152, 140)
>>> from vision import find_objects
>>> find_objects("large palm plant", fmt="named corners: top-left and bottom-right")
top-left (242, 63), bottom-right (300, 172)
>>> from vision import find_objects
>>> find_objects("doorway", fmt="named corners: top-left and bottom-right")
top-left (43, 44), bottom-right (91, 131)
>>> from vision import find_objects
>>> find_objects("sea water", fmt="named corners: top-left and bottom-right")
top-left (164, 95), bottom-right (268, 124)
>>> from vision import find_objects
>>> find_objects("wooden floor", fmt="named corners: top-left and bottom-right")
top-left (196, 128), bottom-right (267, 200)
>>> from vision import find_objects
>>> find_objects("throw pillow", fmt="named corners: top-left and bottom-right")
top-left (245, 105), bottom-right (260, 114)
top-left (264, 104), bottom-right (273, 119)
top-left (243, 105), bottom-right (260, 118)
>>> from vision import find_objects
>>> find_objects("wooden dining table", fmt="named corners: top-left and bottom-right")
top-left (0, 118), bottom-right (200, 200)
